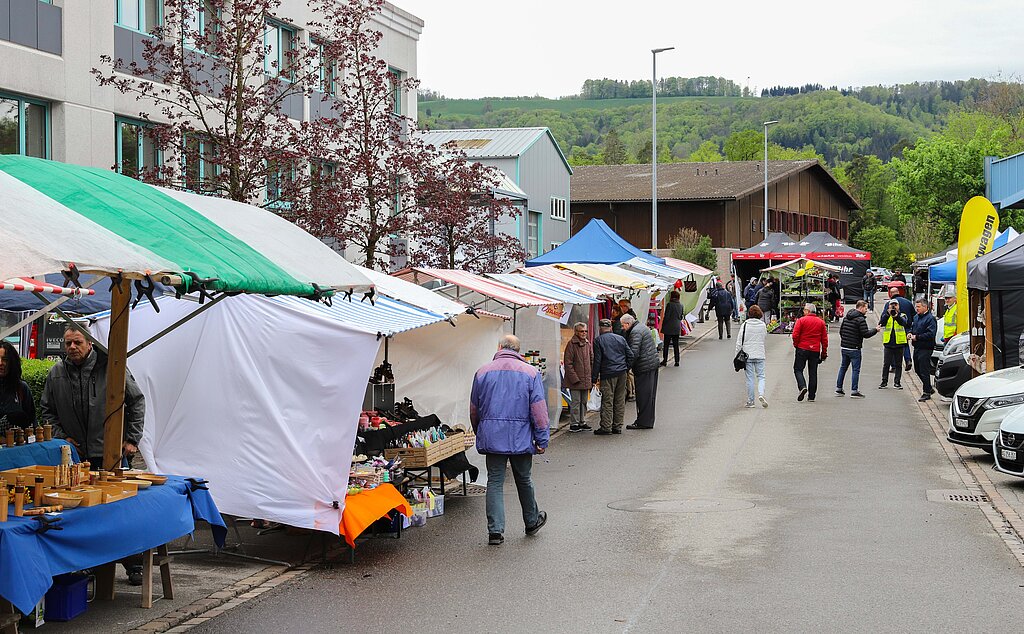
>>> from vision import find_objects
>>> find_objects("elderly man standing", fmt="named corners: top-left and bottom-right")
top-left (941, 290), bottom-right (958, 344)
top-left (791, 304), bottom-right (828, 402)
top-left (471, 335), bottom-right (549, 546)
top-left (592, 318), bottom-right (633, 435)
top-left (622, 314), bottom-right (660, 430)
top-left (563, 322), bottom-right (593, 433)
top-left (40, 327), bottom-right (147, 584)
top-left (909, 298), bottom-right (938, 401)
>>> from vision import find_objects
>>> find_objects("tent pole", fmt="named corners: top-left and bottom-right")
top-left (128, 293), bottom-right (229, 357)
top-left (985, 293), bottom-right (995, 372)
top-left (513, 307), bottom-right (518, 335)
top-left (102, 277), bottom-right (131, 471)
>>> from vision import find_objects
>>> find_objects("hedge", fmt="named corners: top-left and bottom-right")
top-left (21, 358), bottom-right (55, 415)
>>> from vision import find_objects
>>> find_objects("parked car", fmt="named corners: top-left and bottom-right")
top-left (934, 333), bottom-right (971, 395)
top-left (869, 267), bottom-right (893, 290)
top-left (947, 366), bottom-right (1024, 453)
top-left (994, 405), bottom-right (1024, 476)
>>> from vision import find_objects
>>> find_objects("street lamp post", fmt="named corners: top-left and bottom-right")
top-left (763, 120), bottom-right (779, 240)
top-left (651, 46), bottom-right (674, 253)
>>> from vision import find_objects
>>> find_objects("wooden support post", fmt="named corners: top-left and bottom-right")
top-left (141, 548), bottom-right (154, 608)
top-left (157, 543), bottom-right (174, 600)
top-left (95, 562), bottom-right (116, 601)
top-left (103, 277), bottom-right (131, 471)
top-left (0, 597), bottom-right (18, 634)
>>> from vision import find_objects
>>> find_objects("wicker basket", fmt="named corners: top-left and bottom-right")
top-left (384, 434), bottom-right (464, 468)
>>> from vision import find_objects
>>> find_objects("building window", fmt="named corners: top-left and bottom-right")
top-left (117, 0), bottom-right (161, 33)
top-left (0, 93), bottom-right (48, 159)
top-left (266, 161), bottom-right (295, 209)
top-left (115, 118), bottom-right (162, 178)
top-left (183, 0), bottom-right (217, 51)
top-left (550, 242), bottom-right (563, 251)
top-left (388, 67), bottom-right (403, 115)
top-left (265, 20), bottom-right (296, 80)
top-left (183, 134), bottom-right (219, 192)
top-left (527, 211), bottom-right (540, 258)
top-left (313, 40), bottom-right (337, 96)
top-left (549, 197), bottom-right (567, 221)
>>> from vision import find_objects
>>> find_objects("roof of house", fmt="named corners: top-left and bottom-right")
top-left (571, 160), bottom-right (860, 209)
top-left (419, 127), bottom-right (573, 175)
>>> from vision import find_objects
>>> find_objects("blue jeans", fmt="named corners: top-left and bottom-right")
top-left (837, 349), bottom-right (862, 392)
top-left (485, 454), bottom-right (540, 534)
top-left (744, 358), bottom-right (766, 403)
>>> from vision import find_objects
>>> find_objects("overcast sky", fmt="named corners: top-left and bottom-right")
top-left (396, 0), bottom-right (1024, 99)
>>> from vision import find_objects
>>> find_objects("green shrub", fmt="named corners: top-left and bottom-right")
top-left (21, 358), bottom-right (55, 414)
top-left (669, 227), bottom-right (719, 271)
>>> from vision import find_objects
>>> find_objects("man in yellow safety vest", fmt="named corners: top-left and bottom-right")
top-left (880, 299), bottom-right (909, 390)
top-left (941, 290), bottom-right (958, 343)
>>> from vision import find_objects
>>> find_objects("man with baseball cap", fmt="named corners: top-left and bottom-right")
top-left (941, 289), bottom-right (959, 344)
top-left (591, 318), bottom-right (633, 435)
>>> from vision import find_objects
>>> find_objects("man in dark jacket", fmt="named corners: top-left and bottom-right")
top-left (909, 298), bottom-right (938, 401)
top-left (835, 300), bottom-right (880, 398)
top-left (710, 282), bottom-right (737, 339)
top-left (891, 269), bottom-right (907, 284)
top-left (743, 277), bottom-right (759, 308)
top-left (471, 335), bottom-right (549, 545)
top-left (622, 314), bottom-right (660, 429)
top-left (888, 287), bottom-right (915, 371)
top-left (756, 279), bottom-right (776, 323)
top-left (862, 271), bottom-right (877, 311)
top-left (592, 319), bottom-right (633, 435)
top-left (563, 322), bottom-right (593, 433)
top-left (880, 298), bottom-right (910, 389)
top-left (40, 327), bottom-right (147, 584)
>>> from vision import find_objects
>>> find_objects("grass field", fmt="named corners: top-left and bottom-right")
top-left (419, 95), bottom-right (748, 117)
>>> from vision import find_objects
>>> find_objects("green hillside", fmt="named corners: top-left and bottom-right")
top-left (419, 91), bottom-right (929, 165)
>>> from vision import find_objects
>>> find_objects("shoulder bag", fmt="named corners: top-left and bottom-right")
top-left (733, 322), bottom-right (749, 372)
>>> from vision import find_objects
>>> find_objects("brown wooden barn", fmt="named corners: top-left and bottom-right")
top-left (570, 160), bottom-right (861, 250)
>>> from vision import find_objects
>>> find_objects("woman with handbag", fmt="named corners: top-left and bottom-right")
top-left (736, 305), bottom-right (769, 409)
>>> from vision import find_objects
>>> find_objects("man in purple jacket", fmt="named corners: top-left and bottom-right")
top-left (471, 334), bottom-right (550, 546)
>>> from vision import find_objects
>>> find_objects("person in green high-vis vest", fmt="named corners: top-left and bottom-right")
top-left (880, 299), bottom-right (910, 390)
top-left (941, 290), bottom-right (959, 344)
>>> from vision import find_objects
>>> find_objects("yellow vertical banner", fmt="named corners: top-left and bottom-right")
top-left (955, 196), bottom-right (999, 334)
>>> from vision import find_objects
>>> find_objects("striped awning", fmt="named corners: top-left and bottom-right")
top-left (626, 257), bottom-right (713, 280)
top-left (0, 155), bottom-right (371, 297)
top-left (487, 274), bottom-right (600, 305)
top-left (520, 265), bottom-right (619, 298)
top-left (269, 295), bottom-right (447, 337)
top-left (0, 277), bottom-right (96, 297)
top-left (394, 268), bottom-right (558, 307)
top-left (558, 263), bottom-right (665, 290)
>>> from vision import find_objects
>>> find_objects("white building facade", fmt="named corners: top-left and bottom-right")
top-left (0, 0), bottom-right (422, 173)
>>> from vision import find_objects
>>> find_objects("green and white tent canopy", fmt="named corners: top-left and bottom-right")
top-left (0, 155), bottom-right (371, 297)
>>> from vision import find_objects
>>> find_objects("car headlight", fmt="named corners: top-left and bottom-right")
top-left (946, 341), bottom-right (969, 356)
top-left (985, 393), bottom-right (1024, 409)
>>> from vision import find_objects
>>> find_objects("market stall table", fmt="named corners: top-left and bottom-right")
top-left (0, 473), bottom-right (226, 619)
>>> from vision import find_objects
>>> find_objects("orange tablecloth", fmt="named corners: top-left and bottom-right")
top-left (339, 483), bottom-right (411, 548)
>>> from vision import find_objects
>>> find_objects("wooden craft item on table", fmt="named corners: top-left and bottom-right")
top-left (34, 426), bottom-right (43, 442)
top-left (13, 486), bottom-right (24, 517)
top-left (43, 425), bottom-right (52, 441)
top-left (68, 487), bottom-right (102, 507)
top-left (0, 487), bottom-right (7, 522)
top-left (60, 444), bottom-right (71, 466)
top-left (32, 477), bottom-right (44, 506)
top-left (4, 429), bottom-right (13, 447)
top-left (13, 428), bottom-right (23, 446)
top-left (22, 505), bottom-right (63, 516)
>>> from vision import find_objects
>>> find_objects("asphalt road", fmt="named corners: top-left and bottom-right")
top-left (195, 323), bottom-right (1024, 633)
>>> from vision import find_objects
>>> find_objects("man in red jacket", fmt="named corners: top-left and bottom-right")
top-left (791, 303), bottom-right (829, 402)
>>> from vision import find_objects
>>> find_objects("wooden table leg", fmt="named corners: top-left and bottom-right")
top-left (0, 597), bottom-right (19, 634)
top-left (156, 544), bottom-right (174, 600)
top-left (140, 548), bottom-right (154, 609)
top-left (95, 562), bottom-right (116, 601)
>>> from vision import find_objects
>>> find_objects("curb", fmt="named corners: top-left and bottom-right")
top-left (903, 370), bottom-right (1024, 566)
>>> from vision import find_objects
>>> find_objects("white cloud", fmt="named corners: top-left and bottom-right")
top-left (397, 0), bottom-right (1024, 98)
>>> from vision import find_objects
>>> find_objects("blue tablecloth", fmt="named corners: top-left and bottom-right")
top-left (0, 440), bottom-right (80, 471)
top-left (0, 475), bottom-right (227, 614)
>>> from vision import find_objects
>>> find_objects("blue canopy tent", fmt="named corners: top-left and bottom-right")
top-left (929, 228), bottom-right (1020, 283)
top-left (525, 219), bottom-right (665, 267)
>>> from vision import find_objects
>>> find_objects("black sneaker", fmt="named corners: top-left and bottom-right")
top-left (918, 394), bottom-right (931, 402)
top-left (488, 533), bottom-right (504, 545)
top-left (569, 424), bottom-right (583, 433)
top-left (526, 511), bottom-right (547, 536)
top-left (850, 391), bottom-right (865, 398)
top-left (807, 397), bottom-right (815, 403)
top-left (611, 428), bottom-right (622, 434)
top-left (798, 388), bottom-right (808, 402)
top-left (905, 361), bottom-right (912, 372)
top-left (835, 389), bottom-right (845, 396)
top-left (580, 423), bottom-right (593, 431)
top-left (878, 383), bottom-right (888, 389)
top-left (594, 429), bottom-right (612, 436)
top-left (128, 570), bottom-right (144, 586)
top-left (894, 383), bottom-right (904, 390)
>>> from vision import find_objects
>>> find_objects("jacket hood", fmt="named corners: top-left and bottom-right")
top-left (493, 349), bottom-right (526, 363)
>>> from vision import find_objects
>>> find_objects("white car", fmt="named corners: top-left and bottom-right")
top-left (947, 366), bottom-right (1024, 452)
top-left (994, 405), bottom-right (1024, 476)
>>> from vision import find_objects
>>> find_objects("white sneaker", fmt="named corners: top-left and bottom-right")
top-left (759, 395), bottom-right (769, 408)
